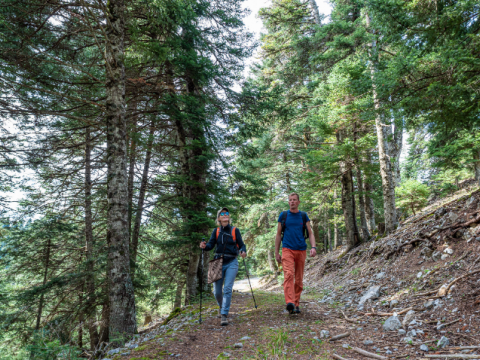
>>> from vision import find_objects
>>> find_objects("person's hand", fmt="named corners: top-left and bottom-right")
top-left (310, 248), bottom-right (317, 258)
top-left (240, 251), bottom-right (247, 259)
top-left (199, 241), bottom-right (206, 249)
top-left (275, 253), bottom-right (282, 263)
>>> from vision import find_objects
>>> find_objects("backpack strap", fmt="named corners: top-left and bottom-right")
top-left (216, 227), bottom-right (220, 240)
top-left (280, 211), bottom-right (288, 241)
top-left (231, 227), bottom-right (239, 248)
top-left (301, 211), bottom-right (309, 239)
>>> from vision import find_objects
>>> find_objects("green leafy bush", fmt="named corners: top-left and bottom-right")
top-left (396, 180), bottom-right (430, 216)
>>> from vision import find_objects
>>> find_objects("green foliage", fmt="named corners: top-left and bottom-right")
top-left (396, 180), bottom-right (430, 216)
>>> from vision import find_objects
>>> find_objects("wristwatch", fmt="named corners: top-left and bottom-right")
top-left (312, 247), bottom-right (317, 250)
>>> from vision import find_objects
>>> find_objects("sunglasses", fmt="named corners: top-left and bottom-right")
top-left (220, 212), bottom-right (229, 216)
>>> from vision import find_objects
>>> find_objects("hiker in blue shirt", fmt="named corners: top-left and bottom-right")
top-left (275, 193), bottom-right (317, 314)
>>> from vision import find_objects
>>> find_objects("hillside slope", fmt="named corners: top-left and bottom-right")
top-left (100, 186), bottom-right (480, 360)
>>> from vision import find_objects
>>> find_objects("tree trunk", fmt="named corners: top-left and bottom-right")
top-left (337, 130), bottom-right (360, 251)
top-left (308, 0), bottom-right (322, 25)
top-left (284, 152), bottom-right (291, 193)
top-left (98, 296), bottom-right (110, 345)
top-left (333, 188), bottom-right (341, 248)
top-left (173, 281), bottom-right (184, 310)
top-left (474, 149), bottom-right (480, 187)
top-left (127, 129), bottom-right (136, 237)
top-left (35, 237), bottom-right (51, 330)
top-left (105, 0), bottom-right (136, 339)
top-left (366, 13), bottom-right (397, 234)
top-left (355, 167), bottom-right (371, 241)
top-left (264, 214), bottom-right (278, 272)
top-left (85, 128), bottom-right (99, 349)
top-left (130, 122), bottom-right (155, 280)
top-left (363, 154), bottom-right (376, 234)
top-left (391, 117), bottom-right (403, 187)
top-left (185, 252), bottom-right (201, 305)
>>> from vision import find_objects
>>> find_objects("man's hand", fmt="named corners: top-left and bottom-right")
top-left (275, 253), bottom-right (282, 263)
top-left (240, 251), bottom-right (247, 259)
top-left (309, 248), bottom-right (317, 258)
top-left (199, 241), bottom-right (206, 249)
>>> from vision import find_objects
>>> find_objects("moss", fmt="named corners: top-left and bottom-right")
top-left (134, 344), bottom-right (149, 351)
top-left (162, 307), bottom-right (182, 325)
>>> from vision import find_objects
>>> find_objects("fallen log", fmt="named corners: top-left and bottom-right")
top-left (351, 347), bottom-right (387, 360)
top-left (332, 354), bottom-right (352, 360)
top-left (329, 332), bottom-right (351, 341)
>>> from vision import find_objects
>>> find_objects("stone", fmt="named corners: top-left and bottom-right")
top-left (420, 344), bottom-right (429, 352)
top-left (402, 337), bottom-right (413, 343)
top-left (417, 272), bottom-right (423, 278)
top-left (121, 352), bottom-right (130, 357)
top-left (398, 329), bottom-right (406, 335)
top-left (386, 350), bottom-right (392, 355)
top-left (240, 336), bottom-right (251, 341)
top-left (444, 247), bottom-right (454, 255)
top-left (320, 330), bottom-right (330, 338)
top-left (234, 343), bottom-right (243, 349)
top-left (127, 344), bottom-right (138, 350)
top-left (402, 310), bottom-right (416, 326)
top-left (424, 300), bottom-right (435, 309)
top-left (358, 286), bottom-right (381, 307)
top-left (357, 327), bottom-right (363, 331)
top-left (383, 316), bottom-right (402, 331)
top-left (375, 272), bottom-right (386, 280)
top-left (432, 251), bottom-right (442, 261)
top-left (466, 196), bottom-right (476, 207)
top-left (441, 254), bottom-right (450, 260)
top-left (406, 330), bottom-right (417, 337)
top-left (390, 300), bottom-right (399, 308)
top-left (364, 340), bottom-right (374, 345)
top-left (447, 212), bottom-right (459, 224)
top-left (223, 352), bottom-right (231, 357)
top-left (434, 207), bottom-right (447, 219)
top-left (107, 349), bottom-right (121, 356)
top-left (342, 344), bottom-right (350, 349)
top-left (437, 336), bottom-right (449, 348)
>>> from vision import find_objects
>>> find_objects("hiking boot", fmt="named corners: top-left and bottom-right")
top-left (286, 303), bottom-right (295, 314)
top-left (295, 306), bottom-right (301, 314)
top-left (221, 314), bottom-right (228, 326)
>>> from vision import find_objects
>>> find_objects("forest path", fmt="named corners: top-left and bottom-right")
top-left (120, 287), bottom-right (396, 360)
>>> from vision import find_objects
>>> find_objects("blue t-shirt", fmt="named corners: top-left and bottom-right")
top-left (278, 210), bottom-right (310, 251)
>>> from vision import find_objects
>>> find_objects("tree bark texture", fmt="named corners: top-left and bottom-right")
top-left (85, 128), bottom-right (99, 349)
top-left (308, 0), bottom-right (322, 25)
top-left (130, 122), bottom-right (155, 280)
top-left (474, 149), bottom-right (480, 187)
top-left (127, 127), bottom-right (137, 237)
top-left (174, 280), bottom-right (185, 310)
top-left (35, 237), bottom-right (51, 331)
top-left (366, 13), bottom-right (397, 234)
top-left (337, 129), bottom-right (360, 251)
top-left (363, 153), bottom-right (376, 234)
top-left (355, 167), bottom-right (371, 241)
top-left (105, 0), bottom-right (136, 338)
top-left (333, 188), bottom-right (341, 248)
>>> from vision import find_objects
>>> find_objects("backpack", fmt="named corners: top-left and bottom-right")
top-left (280, 211), bottom-right (309, 241)
top-left (216, 227), bottom-right (239, 249)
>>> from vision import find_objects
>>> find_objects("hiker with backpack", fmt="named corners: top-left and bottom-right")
top-left (200, 207), bottom-right (246, 326)
top-left (275, 193), bottom-right (316, 314)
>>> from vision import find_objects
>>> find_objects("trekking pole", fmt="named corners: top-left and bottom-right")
top-left (199, 238), bottom-right (205, 324)
top-left (242, 257), bottom-right (258, 309)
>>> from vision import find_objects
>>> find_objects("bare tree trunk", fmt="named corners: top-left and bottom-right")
top-left (337, 130), bottom-right (360, 251)
top-left (366, 13), bottom-right (397, 234)
top-left (333, 188), bottom-right (341, 248)
top-left (387, 113), bottom-right (403, 187)
top-left (264, 213), bottom-right (278, 272)
top-left (363, 154), bottom-right (376, 234)
top-left (308, 0), bottom-right (322, 25)
top-left (474, 149), bottom-right (480, 187)
top-left (98, 296), bottom-right (109, 345)
top-left (284, 152), bottom-right (291, 193)
top-left (85, 128), bottom-right (99, 349)
top-left (173, 281), bottom-right (184, 310)
top-left (105, 0), bottom-right (136, 338)
top-left (130, 122), bottom-right (154, 280)
top-left (326, 212), bottom-right (332, 251)
top-left (355, 167), bottom-right (371, 241)
top-left (127, 123), bottom-right (137, 237)
top-left (185, 253), bottom-right (201, 305)
top-left (35, 237), bottom-right (51, 330)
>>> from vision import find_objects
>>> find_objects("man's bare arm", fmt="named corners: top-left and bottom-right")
top-left (306, 221), bottom-right (317, 257)
top-left (275, 222), bottom-right (282, 263)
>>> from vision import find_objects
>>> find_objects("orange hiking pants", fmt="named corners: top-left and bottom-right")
top-left (282, 248), bottom-right (306, 306)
